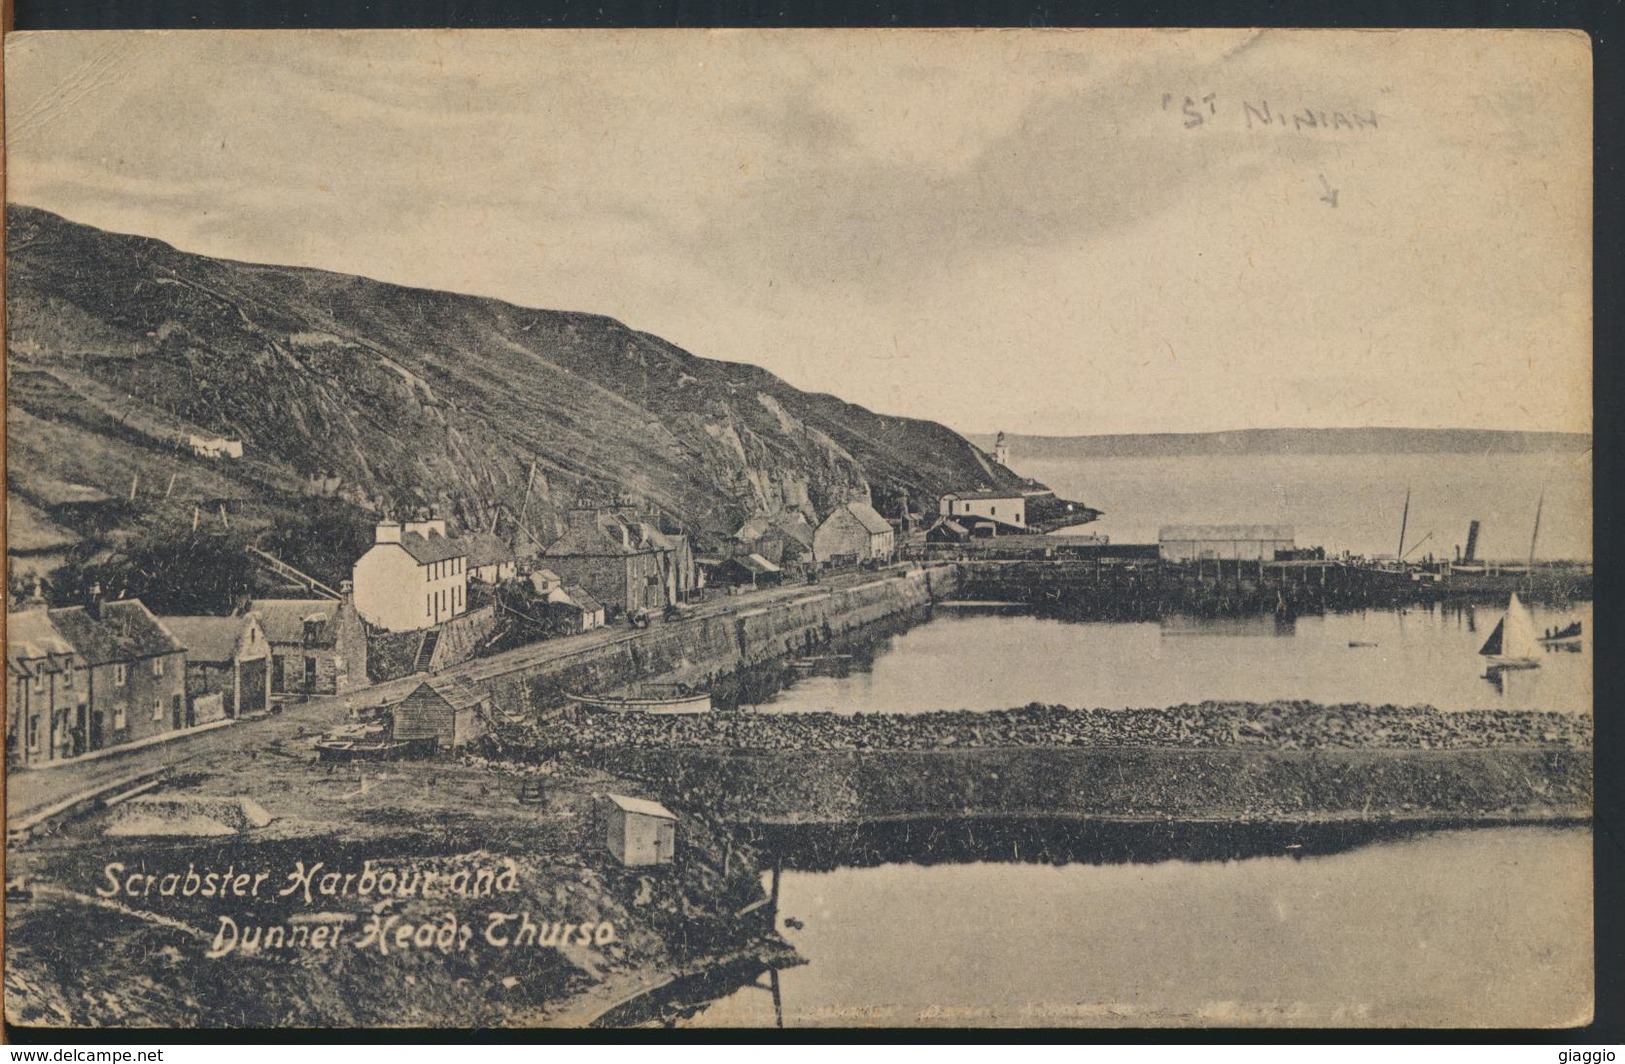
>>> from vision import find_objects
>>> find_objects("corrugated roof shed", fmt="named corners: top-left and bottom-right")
top-left (605, 794), bottom-right (677, 819)
top-left (48, 600), bottom-right (183, 665)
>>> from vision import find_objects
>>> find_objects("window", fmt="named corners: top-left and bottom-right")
top-left (64, 667), bottom-right (74, 689)
top-left (152, 657), bottom-right (165, 677)
top-left (26, 715), bottom-right (38, 748)
top-left (152, 697), bottom-right (164, 722)
top-left (32, 669), bottom-right (44, 693)
top-left (114, 663), bottom-right (128, 687)
top-left (427, 596), bottom-right (433, 618)
top-left (113, 705), bottom-right (127, 730)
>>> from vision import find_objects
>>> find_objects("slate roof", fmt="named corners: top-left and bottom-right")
top-left (414, 676), bottom-right (490, 712)
top-left (840, 502), bottom-right (894, 536)
top-left (605, 793), bottom-right (677, 820)
top-left (942, 490), bottom-right (1026, 502)
top-left (561, 585), bottom-right (605, 615)
top-left (48, 600), bottom-right (184, 665)
top-left (397, 530), bottom-right (467, 565)
top-left (249, 599), bottom-right (340, 646)
top-left (545, 519), bottom-right (647, 558)
top-left (462, 532), bottom-right (516, 569)
top-left (1159, 524), bottom-right (1295, 542)
top-left (158, 615), bottom-right (260, 664)
top-left (7, 609), bottom-right (75, 673)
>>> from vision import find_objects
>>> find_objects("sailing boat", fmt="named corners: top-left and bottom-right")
top-left (1479, 592), bottom-right (1542, 670)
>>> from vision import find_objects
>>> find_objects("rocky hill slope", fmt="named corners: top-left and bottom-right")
top-left (6, 205), bottom-right (1035, 582)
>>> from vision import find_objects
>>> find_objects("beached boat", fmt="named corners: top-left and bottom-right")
top-left (1479, 592), bottom-right (1542, 671)
top-left (571, 686), bottom-right (713, 715)
top-left (313, 722), bottom-right (427, 761)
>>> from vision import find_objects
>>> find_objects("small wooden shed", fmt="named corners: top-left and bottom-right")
top-left (602, 793), bottom-right (677, 867)
top-left (389, 677), bottom-right (490, 753)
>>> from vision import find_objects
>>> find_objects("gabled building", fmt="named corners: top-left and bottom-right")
top-left (734, 510), bottom-right (815, 566)
top-left (924, 517), bottom-right (973, 544)
top-left (352, 519), bottom-right (469, 632)
top-left (389, 677), bottom-right (491, 754)
top-left (249, 597), bottom-right (367, 697)
top-left (158, 613), bottom-right (272, 722)
top-left (7, 608), bottom-right (80, 766)
top-left (714, 553), bottom-right (783, 589)
top-left (40, 600), bottom-right (188, 758)
top-left (813, 501), bottom-right (896, 566)
top-left (543, 508), bottom-right (698, 614)
top-left (545, 585), bottom-right (607, 633)
top-left (938, 491), bottom-right (1028, 532)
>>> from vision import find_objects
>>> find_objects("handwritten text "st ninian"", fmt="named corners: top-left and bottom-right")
top-left (1161, 94), bottom-right (1380, 132)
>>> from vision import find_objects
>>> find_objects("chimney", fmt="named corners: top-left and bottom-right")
top-left (85, 582), bottom-right (103, 620)
top-left (340, 579), bottom-right (354, 604)
top-left (568, 507), bottom-right (600, 533)
top-left (375, 520), bottom-right (403, 544)
top-left (404, 517), bottom-right (448, 539)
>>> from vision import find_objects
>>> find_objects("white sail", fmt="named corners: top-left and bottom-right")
top-left (1501, 593), bottom-right (1540, 660)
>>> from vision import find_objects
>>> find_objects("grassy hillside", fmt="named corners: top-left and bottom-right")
top-left (6, 205), bottom-right (1034, 595)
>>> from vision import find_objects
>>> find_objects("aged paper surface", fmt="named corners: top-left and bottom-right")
top-left (2, 29), bottom-right (1592, 1029)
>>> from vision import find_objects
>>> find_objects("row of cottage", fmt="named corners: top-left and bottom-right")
top-left (348, 501), bottom-right (907, 634)
top-left (6, 490), bottom-right (1032, 768)
top-left (6, 594), bottom-right (367, 768)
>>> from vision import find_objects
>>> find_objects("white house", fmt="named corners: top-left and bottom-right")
top-left (938, 491), bottom-right (1027, 531)
top-left (813, 501), bottom-right (896, 565)
top-left (352, 519), bottom-right (470, 632)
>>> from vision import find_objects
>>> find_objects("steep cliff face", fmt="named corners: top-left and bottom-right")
top-left (6, 205), bottom-right (1032, 571)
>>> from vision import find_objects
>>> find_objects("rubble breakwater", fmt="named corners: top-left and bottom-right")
top-left (480, 565), bottom-right (958, 717)
top-left (530, 703), bottom-right (1592, 826)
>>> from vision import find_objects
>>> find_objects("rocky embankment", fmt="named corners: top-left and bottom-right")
top-left (535, 702), bottom-right (1592, 826)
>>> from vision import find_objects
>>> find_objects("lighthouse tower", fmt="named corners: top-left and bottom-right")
top-left (993, 431), bottom-right (1010, 468)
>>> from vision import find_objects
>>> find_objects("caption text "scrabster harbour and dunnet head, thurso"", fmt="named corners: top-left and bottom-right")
top-left (93, 859), bottom-right (620, 959)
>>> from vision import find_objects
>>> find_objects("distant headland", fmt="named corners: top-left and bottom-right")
top-left (966, 427), bottom-right (1592, 461)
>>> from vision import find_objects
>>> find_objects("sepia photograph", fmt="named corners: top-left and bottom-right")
top-left (2, 27), bottom-right (1595, 1030)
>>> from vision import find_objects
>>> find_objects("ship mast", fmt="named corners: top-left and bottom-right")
top-left (1527, 489), bottom-right (1544, 569)
top-left (1396, 486), bottom-right (1410, 561)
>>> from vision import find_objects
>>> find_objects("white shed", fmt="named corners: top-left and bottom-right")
top-left (603, 793), bottom-right (677, 867)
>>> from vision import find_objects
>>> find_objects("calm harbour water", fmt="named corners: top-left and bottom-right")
top-left (745, 602), bottom-right (1592, 716)
top-left (685, 826), bottom-right (1592, 1028)
top-left (686, 451), bottom-right (1593, 1027)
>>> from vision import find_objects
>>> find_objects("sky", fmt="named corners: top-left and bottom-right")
top-left (5, 29), bottom-right (1593, 436)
